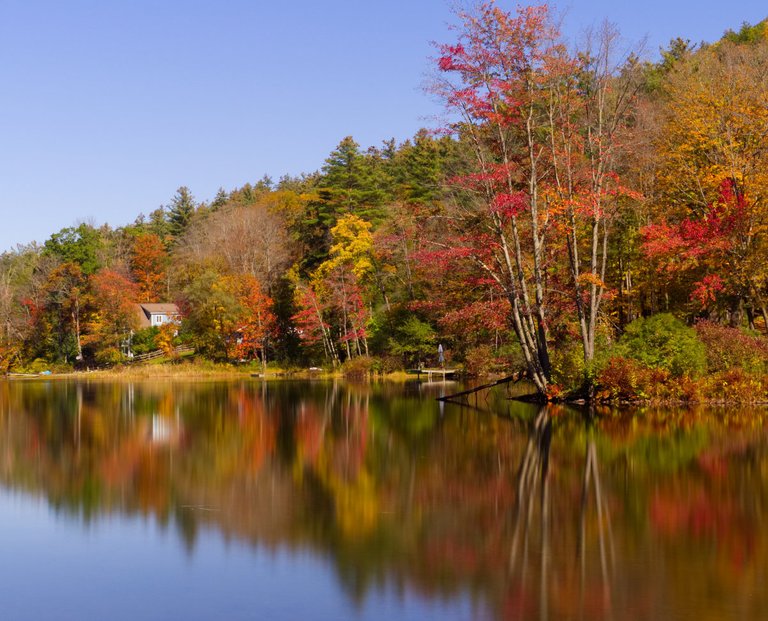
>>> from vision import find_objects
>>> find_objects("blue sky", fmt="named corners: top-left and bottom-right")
top-left (1, 0), bottom-right (766, 251)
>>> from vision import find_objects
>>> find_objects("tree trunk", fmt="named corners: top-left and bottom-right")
top-left (73, 299), bottom-right (83, 361)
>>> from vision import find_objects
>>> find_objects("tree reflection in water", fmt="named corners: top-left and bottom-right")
top-left (577, 417), bottom-right (615, 621)
top-left (509, 407), bottom-right (553, 621)
top-left (0, 380), bottom-right (767, 620)
top-left (506, 407), bottom-right (616, 621)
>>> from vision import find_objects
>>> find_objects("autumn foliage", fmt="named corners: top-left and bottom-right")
top-left (131, 233), bottom-right (168, 303)
top-left (227, 274), bottom-right (277, 368)
top-left (0, 5), bottom-right (766, 400)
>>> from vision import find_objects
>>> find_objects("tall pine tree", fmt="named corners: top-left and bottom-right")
top-left (167, 186), bottom-right (197, 239)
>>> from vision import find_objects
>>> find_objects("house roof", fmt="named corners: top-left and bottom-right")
top-left (138, 303), bottom-right (179, 314)
top-left (136, 303), bottom-right (181, 329)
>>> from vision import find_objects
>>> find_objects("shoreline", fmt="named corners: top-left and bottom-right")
top-left (2, 365), bottom-right (417, 383)
top-left (4, 368), bottom-right (768, 408)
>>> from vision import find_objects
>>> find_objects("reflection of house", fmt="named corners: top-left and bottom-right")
top-left (149, 414), bottom-right (182, 445)
top-left (136, 303), bottom-right (181, 329)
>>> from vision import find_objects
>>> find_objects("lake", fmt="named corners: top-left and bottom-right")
top-left (0, 378), bottom-right (765, 620)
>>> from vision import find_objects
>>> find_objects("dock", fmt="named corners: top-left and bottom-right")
top-left (407, 368), bottom-right (458, 381)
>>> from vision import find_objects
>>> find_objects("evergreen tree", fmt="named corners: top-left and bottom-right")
top-left (396, 130), bottom-right (445, 206)
top-left (319, 136), bottom-right (389, 223)
top-left (167, 186), bottom-right (196, 239)
top-left (210, 188), bottom-right (229, 211)
top-left (147, 207), bottom-right (171, 240)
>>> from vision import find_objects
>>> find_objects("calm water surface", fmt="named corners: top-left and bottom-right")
top-left (0, 379), bottom-right (766, 620)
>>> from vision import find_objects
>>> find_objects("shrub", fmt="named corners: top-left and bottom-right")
top-left (695, 320), bottom-right (768, 374)
top-left (615, 314), bottom-right (706, 377)
top-left (95, 347), bottom-right (124, 367)
top-left (464, 345), bottom-right (496, 376)
top-left (596, 357), bottom-right (704, 403)
top-left (377, 355), bottom-right (402, 374)
top-left (28, 358), bottom-right (53, 373)
top-left (463, 344), bottom-right (524, 376)
top-left (699, 368), bottom-right (768, 403)
top-left (16, 358), bottom-right (72, 374)
top-left (595, 356), bottom-right (652, 401)
top-left (342, 356), bottom-right (374, 379)
top-left (131, 327), bottom-right (160, 355)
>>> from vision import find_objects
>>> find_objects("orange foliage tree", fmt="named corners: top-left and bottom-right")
top-left (227, 274), bottom-right (277, 370)
top-left (86, 269), bottom-right (140, 362)
top-left (131, 233), bottom-right (168, 303)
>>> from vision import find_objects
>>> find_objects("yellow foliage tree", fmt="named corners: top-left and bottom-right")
top-left (653, 39), bottom-right (768, 323)
top-left (311, 215), bottom-right (377, 360)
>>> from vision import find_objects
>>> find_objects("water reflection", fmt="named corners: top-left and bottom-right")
top-left (577, 425), bottom-right (615, 621)
top-left (0, 380), bottom-right (767, 620)
top-left (508, 407), bottom-right (553, 620)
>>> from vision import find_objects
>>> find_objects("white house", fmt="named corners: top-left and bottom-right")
top-left (136, 303), bottom-right (181, 329)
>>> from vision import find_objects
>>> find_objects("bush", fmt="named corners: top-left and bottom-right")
top-left (377, 355), bottom-right (402, 374)
top-left (27, 358), bottom-right (54, 374)
top-left (13, 358), bottom-right (74, 374)
top-left (463, 344), bottom-right (525, 376)
top-left (695, 320), bottom-right (768, 374)
top-left (464, 345), bottom-right (496, 376)
top-left (596, 356), bottom-right (703, 403)
top-left (699, 368), bottom-right (768, 403)
top-left (131, 327), bottom-right (160, 355)
top-left (95, 347), bottom-right (125, 367)
top-left (595, 356), bottom-right (652, 401)
top-left (614, 314), bottom-right (706, 377)
top-left (342, 356), bottom-right (375, 379)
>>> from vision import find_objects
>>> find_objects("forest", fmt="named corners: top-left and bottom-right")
top-left (1, 3), bottom-right (768, 402)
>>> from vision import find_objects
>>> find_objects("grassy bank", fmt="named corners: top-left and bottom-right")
top-left (5, 359), bottom-right (423, 382)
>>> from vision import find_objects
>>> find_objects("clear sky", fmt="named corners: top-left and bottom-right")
top-left (1, 0), bottom-right (765, 251)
